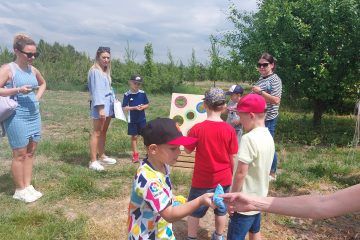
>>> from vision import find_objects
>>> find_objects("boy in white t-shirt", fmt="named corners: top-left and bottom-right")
top-left (227, 94), bottom-right (275, 240)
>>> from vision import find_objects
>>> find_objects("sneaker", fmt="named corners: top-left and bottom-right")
top-left (132, 152), bottom-right (139, 163)
top-left (100, 156), bottom-right (117, 165)
top-left (89, 161), bottom-right (105, 171)
top-left (13, 188), bottom-right (38, 203)
top-left (211, 232), bottom-right (224, 240)
top-left (26, 185), bottom-right (43, 199)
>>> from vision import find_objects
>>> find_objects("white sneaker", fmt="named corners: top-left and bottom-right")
top-left (100, 156), bottom-right (117, 165)
top-left (13, 188), bottom-right (38, 203)
top-left (89, 161), bottom-right (105, 171)
top-left (26, 185), bottom-right (43, 199)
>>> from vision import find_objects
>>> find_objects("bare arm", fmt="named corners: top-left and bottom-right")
top-left (160, 193), bottom-right (214, 223)
top-left (33, 67), bottom-right (46, 100)
top-left (0, 64), bottom-right (32, 96)
top-left (230, 161), bottom-right (249, 193)
top-left (252, 86), bottom-right (280, 105)
top-left (221, 183), bottom-right (360, 219)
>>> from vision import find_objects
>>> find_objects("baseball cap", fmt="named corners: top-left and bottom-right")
top-left (236, 94), bottom-right (267, 113)
top-left (141, 118), bottom-right (197, 146)
top-left (226, 85), bottom-right (244, 95)
top-left (130, 74), bottom-right (143, 83)
top-left (203, 87), bottom-right (226, 104)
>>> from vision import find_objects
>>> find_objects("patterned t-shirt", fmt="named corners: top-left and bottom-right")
top-left (128, 159), bottom-right (174, 240)
top-left (255, 73), bottom-right (282, 121)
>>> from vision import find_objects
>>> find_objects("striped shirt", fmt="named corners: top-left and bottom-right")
top-left (255, 73), bottom-right (282, 121)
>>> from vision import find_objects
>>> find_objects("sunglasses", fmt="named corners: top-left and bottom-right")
top-left (97, 46), bottom-right (111, 53)
top-left (18, 49), bottom-right (40, 58)
top-left (257, 63), bottom-right (269, 68)
top-left (132, 81), bottom-right (142, 86)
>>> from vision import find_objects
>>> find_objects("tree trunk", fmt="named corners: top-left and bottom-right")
top-left (313, 100), bottom-right (326, 127)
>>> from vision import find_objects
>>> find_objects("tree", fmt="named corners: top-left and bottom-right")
top-left (222, 0), bottom-right (360, 126)
top-left (208, 36), bottom-right (221, 83)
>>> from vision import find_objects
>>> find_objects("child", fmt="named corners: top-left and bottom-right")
top-left (227, 94), bottom-right (275, 240)
top-left (225, 84), bottom-right (244, 143)
top-left (122, 74), bottom-right (149, 162)
top-left (127, 118), bottom-right (215, 240)
top-left (184, 87), bottom-right (239, 240)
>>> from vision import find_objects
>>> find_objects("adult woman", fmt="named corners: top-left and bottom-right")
top-left (252, 53), bottom-right (282, 180)
top-left (88, 46), bottom-right (117, 171)
top-left (0, 34), bottom-right (46, 203)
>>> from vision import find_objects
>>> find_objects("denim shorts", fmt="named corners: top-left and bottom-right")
top-left (187, 185), bottom-right (230, 218)
top-left (227, 212), bottom-right (261, 240)
top-left (128, 120), bottom-right (146, 136)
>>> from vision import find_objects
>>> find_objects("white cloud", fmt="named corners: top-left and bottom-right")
top-left (0, 0), bottom-right (258, 63)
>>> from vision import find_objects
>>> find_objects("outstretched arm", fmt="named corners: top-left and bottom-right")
top-left (221, 183), bottom-right (360, 219)
top-left (160, 193), bottom-right (214, 223)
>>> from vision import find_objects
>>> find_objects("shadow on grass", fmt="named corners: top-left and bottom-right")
top-left (173, 219), bottom-right (210, 240)
top-left (0, 172), bottom-right (13, 195)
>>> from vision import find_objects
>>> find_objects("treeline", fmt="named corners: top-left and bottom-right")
top-left (0, 39), bottom-right (246, 93)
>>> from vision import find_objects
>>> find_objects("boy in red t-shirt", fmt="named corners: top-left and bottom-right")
top-left (184, 87), bottom-right (239, 240)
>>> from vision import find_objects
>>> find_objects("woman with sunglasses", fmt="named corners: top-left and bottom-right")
top-left (0, 33), bottom-right (46, 203)
top-left (88, 46), bottom-right (117, 171)
top-left (252, 53), bottom-right (282, 181)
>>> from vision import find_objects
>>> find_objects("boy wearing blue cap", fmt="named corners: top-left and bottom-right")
top-left (122, 74), bottom-right (149, 162)
top-left (225, 85), bottom-right (244, 143)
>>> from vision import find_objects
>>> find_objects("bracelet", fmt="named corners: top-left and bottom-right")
top-left (17, 88), bottom-right (20, 94)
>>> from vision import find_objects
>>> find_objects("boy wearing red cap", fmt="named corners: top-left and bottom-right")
top-left (127, 118), bottom-right (215, 240)
top-left (227, 94), bottom-right (275, 240)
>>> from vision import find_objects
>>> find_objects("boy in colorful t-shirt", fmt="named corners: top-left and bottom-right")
top-left (127, 118), bottom-right (215, 240)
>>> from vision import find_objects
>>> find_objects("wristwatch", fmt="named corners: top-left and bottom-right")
top-left (259, 90), bottom-right (263, 95)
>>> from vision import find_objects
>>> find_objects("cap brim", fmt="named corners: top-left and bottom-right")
top-left (225, 91), bottom-right (233, 95)
top-left (167, 136), bottom-right (197, 146)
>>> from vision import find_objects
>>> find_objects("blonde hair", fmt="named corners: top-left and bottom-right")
top-left (90, 48), bottom-right (112, 83)
top-left (13, 33), bottom-right (36, 51)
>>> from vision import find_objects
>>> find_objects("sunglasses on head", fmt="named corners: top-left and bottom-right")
top-left (97, 46), bottom-right (111, 53)
top-left (18, 49), bottom-right (40, 58)
top-left (257, 63), bottom-right (270, 68)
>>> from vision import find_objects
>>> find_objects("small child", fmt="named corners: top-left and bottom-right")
top-left (127, 118), bottom-right (215, 240)
top-left (122, 74), bottom-right (149, 162)
top-left (184, 87), bottom-right (239, 240)
top-left (227, 94), bottom-right (275, 240)
top-left (225, 85), bottom-right (244, 143)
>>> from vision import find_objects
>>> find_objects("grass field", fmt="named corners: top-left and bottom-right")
top-left (0, 82), bottom-right (359, 239)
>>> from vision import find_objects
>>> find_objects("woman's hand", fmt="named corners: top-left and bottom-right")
top-left (252, 86), bottom-right (262, 94)
top-left (18, 85), bottom-right (33, 94)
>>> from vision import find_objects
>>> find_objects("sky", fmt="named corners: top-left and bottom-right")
top-left (0, 0), bottom-right (258, 64)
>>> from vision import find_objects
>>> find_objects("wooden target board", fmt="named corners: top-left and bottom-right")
top-left (169, 93), bottom-right (207, 171)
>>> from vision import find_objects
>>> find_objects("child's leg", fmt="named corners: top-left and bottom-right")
top-left (249, 232), bottom-right (261, 240)
top-left (215, 215), bottom-right (227, 236)
top-left (131, 135), bottom-right (138, 153)
top-left (187, 216), bottom-right (200, 238)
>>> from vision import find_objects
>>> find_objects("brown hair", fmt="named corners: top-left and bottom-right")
top-left (260, 52), bottom-right (276, 72)
top-left (204, 99), bottom-right (226, 112)
top-left (13, 34), bottom-right (36, 51)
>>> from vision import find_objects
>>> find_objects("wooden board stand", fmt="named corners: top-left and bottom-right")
top-left (173, 150), bottom-right (195, 172)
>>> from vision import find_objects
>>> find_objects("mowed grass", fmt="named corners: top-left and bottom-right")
top-left (0, 83), bottom-right (359, 239)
